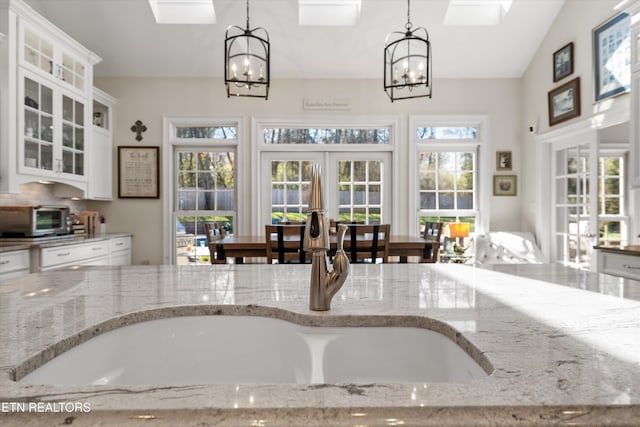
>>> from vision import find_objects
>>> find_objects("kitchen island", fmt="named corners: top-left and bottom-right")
top-left (0, 263), bottom-right (639, 426)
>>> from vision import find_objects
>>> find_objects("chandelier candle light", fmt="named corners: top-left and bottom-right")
top-left (224, 0), bottom-right (270, 99)
top-left (384, 0), bottom-right (432, 101)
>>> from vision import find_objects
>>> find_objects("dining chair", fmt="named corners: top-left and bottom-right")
top-left (341, 223), bottom-right (390, 264)
top-left (421, 221), bottom-right (443, 263)
top-left (204, 222), bottom-right (227, 264)
top-left (330, 219), bottom-right (365, 234)
top-left (265, 224), bottom-right (309, 264)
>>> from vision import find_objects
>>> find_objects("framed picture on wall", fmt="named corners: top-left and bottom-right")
top-left (496, 151), bottom-right (512, 171)
top-left (593, 12), bottom-right (630, 102)
top-left (553, 42), bottom-right (573, 82)
top-left (118, 146), bottom-right (160, 198)
top-left (548, 77), bottom-right (581, 126)
top-left (493, 175), bottom-right (517, 196)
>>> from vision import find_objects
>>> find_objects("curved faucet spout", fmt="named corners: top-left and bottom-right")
top-left (304, 165), bottom-right (350, 311)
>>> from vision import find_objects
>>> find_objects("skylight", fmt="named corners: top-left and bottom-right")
top-left (444, 0), bottom-right (513, 26)
top-left (148, 0), bottom-right (216, 24)
top-left (298, 0), bottom-right (361, 26)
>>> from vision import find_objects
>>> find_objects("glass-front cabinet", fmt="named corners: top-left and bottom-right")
top-left (20, 69), bottom-right (87, 181)
top-left (0, 0), bottom-right (100, 194)
top-left (20, 23), bottom-right (89, 97)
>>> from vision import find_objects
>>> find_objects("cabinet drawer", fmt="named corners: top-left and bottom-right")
top-left (110, 236), bottom-right (131, 252)
top-left (599, 251), bottom-right (640, 281)
top-left (41, 241), bottom-right (109, 268)
top-left (0, 250), bottom-right (30, 274)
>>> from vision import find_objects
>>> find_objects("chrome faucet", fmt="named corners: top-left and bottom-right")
top-left (303, 164), bottom-right (350, 311)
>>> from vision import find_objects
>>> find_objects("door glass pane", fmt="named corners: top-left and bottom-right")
top-left (554, 145), bottom-right (591, 270)
top-left (337, 160), bottom-right (384, 224)
top-left (270, 160), bottom-right (313, 223)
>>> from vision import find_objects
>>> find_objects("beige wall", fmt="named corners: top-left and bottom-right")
top-left (90, 77), bottom-right (523, 265)
top-left (520, 0), bottom-right (624, 233)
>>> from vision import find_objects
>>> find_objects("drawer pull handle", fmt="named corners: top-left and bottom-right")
top-left (92, 247), bottom-right (103, 251)
top-left (57, 252), bottom-right (71, 257)
top-left (622, 264), bottom-right (640, 270)
top-left (0, 260), bottom-right (9, 265)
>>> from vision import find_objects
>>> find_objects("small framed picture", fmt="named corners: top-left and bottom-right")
top-left (593, 12), bottom-right (630, 102)
top-left (496, 151), bottom-right (512, 171)
top-left (548, 77), bottom-right (581, 126)
top-left (493, 175), bottom-right (517, 196)
top-left (553, 42), bottom-right (574, 82)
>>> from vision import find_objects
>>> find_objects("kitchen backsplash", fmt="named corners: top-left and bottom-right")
top-left (0, 183), bottom-right (87, 213)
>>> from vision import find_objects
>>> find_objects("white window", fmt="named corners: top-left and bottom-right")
top-left (410, 116), bottom-right (489, 236)
top-left (598, 154), bottom-right (628, 246)
top-left (163, 117), bottom-right (241, 265)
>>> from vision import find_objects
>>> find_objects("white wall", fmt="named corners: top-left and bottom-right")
top-left (90, 77), bottom-right (522, 265)
top-left (520, 0), bottom-right (625, 233)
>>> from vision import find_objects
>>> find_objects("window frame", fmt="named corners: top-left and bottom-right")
top-left (409, 115), bottom-right (490, 236)
top-left (597, 150), bottom-right (629, 246)
top-left (162, 115), bottom-right (243, 264)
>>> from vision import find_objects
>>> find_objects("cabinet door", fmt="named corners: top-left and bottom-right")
top-left (22, 74), bottom-right (55, 172)
top-left (20, 71), bottom-right (87, 181)
top-left (21, 25), bottom-right (55, 80)
top-left (20, 23), bottom-right (89, 97)
top-left (61, 91), bottom-right (86, 177)
top-left (88, 128), bottom-right (112, 199)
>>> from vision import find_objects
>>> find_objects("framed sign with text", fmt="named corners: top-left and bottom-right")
top-left (117, 146), bottom-right (160, 198)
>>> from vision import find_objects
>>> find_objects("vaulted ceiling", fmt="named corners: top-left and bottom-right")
top-left (24, 0), bottom-right (565, 80)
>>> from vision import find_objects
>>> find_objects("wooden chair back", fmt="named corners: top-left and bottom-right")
top-left (204, 222), bottom-right (226, 264)
top-left (265, 224), bottom-right (309, 264)
top-left (421, 221), bottom-right (443, 263)
top-left (330, 219), bottom-right (365, 234)
top-left (341, 223), bottom-right (390, 264)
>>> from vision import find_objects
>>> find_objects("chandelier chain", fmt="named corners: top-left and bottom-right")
top-left (405, 0), bottom-right (412, 31)
top-left (245, 0), bottom-right (250, 29)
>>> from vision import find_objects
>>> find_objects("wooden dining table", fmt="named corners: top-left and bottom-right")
top-left (214, 234), bottom-right (435, 263)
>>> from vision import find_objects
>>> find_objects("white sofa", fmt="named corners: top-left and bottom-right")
top-left (474, 232), bottom-right (544, 264)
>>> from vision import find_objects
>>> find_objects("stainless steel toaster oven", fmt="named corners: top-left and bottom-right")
top-left (0, 205), bottom-right (71, 237)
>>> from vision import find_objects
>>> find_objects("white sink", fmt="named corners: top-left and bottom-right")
top-left (18, 315), bottom-right (488, 385)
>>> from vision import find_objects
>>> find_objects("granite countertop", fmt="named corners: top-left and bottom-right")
top-left (0, 263), bottom-right (639, 426)
top-left (0, 233), bottom-right (131, 252)
top-left (595, 244), bottom-right (640, 256)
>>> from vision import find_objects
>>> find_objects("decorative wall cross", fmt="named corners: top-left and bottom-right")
top-left (131, 120), bottom-right (147, 141)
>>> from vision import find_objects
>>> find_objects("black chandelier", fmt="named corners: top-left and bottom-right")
top-left (224, 0), bottom-right (270, 99)
top-left (383, 0), bottom-right (432, 101)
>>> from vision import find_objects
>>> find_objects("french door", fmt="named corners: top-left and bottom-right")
top-left (552, 142), bottom-right (598, 270)
top-left (259, 152), bottom-right (391, 230)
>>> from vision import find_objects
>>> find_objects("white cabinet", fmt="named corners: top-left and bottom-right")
top-left (88, 88), bottom-right (116, 200)
top-left (34, 235), bottom-right (132, 272)
top-left (109, 236), bottom-right (131, 265)
top-left (0, 249), bottom-right (30, 280)
top-left (598, 250), bottom-right (640, 281)
top-left (39, 240), bottom-right (110, 271)
top-left (0, 0), bottom-right (101, 195)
